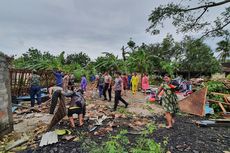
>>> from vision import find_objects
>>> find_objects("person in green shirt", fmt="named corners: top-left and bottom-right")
top-left (156, 75), bottom-right (179, 129)
top-left (30, 70), bottom-right (42, 111)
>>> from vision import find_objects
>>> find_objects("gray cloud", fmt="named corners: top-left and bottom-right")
top-left (0, 0), bottom-right (227, 59)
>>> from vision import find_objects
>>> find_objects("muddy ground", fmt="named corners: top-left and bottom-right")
top-left (4, 89), bottom-right (230, 153)
top-left (19, 114), bottom-right (230, 153)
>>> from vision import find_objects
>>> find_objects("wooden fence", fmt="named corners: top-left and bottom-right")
top-left (10, 69), bottom-right (56, 97)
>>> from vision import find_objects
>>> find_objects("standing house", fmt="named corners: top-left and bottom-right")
top-left (0, 52), bottom-right (13, 136)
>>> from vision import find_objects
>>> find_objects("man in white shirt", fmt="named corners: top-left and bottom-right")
top-left (103, 72), bottom-right (112, 101)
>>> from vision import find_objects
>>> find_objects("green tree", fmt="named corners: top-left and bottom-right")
top-left (147, 0), bottom-right (230, 38)
top-left (65, 52), bottom-right (91, 67)
top-left (180, 37), bottom-right (221, 78)
top-left (216, 36), bottom-right (230, 62)
top-left (127, 46), bottom-right (153, 77)
top-left (95, 52), bottom-right (123, 73)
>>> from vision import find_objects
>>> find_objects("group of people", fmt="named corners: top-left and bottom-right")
top-left (29, 69), bottom-right (179, 129)
top-left (94, 71), bottom-right (129, 111)
top-left (29, 69), bottom-right (86, 128)
top-left (94, 72), bottom-right (150, 97)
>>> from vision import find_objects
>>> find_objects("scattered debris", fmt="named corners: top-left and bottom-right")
top-left (39, 131), bottom-right (58, 147)
top-left (94, 115), bottom-right (109, 126)
top-left (195, 119), bottom-right (230, 127)
top-left (62, 135), bottom-right (75, 141)
top-left (5, 134), bottom-right (29, 151)
top-left (55, 129), bottom-right (71, 136)
top-left (48, 95), bottom-right (66, 130)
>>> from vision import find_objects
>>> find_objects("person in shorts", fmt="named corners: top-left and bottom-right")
top-left (62, 88), bottom-right (86, 128)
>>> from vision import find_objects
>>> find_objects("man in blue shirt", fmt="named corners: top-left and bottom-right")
top-left (53, 70), bottom-right (64, 87)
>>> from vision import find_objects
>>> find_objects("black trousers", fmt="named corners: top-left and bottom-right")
top-left (114, 90), bottom-right (128, 110)
top-left (50, 90), bottom-right (61, 114)
top-left (103, 83), bottom-right (112, 101)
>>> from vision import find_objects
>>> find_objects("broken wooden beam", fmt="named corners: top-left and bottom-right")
top-left (208, 99), bottom-right (230, 106)
top-left (218, 103), bottom-right (227, 113)
top-left (47, 94), bottom-right (66, 131)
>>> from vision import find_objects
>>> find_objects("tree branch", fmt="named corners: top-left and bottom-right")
top-left (201, 20), bottom-right (230, 38)
top-left (182, 0), bottom-right (230, 12)
top-left (189, 7), bottom-right (208, 29)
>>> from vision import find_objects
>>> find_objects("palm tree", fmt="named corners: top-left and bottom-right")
top-left (216, 37), bottom-right (230, 62)
top-left (95, 52), bottom-right (123, 73)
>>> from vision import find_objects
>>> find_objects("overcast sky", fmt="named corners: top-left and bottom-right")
top-left (0, 0), bottom-right (227, 58)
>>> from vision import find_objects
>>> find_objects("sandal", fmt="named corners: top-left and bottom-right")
top-left (166, 126), bottom-right (173, 129)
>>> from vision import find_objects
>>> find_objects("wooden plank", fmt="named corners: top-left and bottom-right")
top-left (218, 103), bottom-right (227, 113)
top-left (224, 95), bottom-right (230, 104)
top-left (208, 99), bottom-right (230, 106)
top-left (47, 94), bottom-right (66, 130)
top-left (211, 92), bottom-right (229, 96)
top-left (178, 88), bottom-right (207, 116)
top-left (211, 92), bottom-right (230, 104)
top-left (10, 69), bottom-right (55, 97)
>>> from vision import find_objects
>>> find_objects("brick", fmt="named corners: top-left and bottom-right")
top-left (0, 111), bottom-right (5, 118)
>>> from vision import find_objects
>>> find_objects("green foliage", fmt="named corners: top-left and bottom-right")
top-left (160, 61), bottom-right (178, 77)
top-left (131, 124), bottom-right (161, 153)
top-left (87, 124), bottom-right (163, 153)
top-left (206, 81), bottom-right (230, 112)
top-left (94, 52), bottom-right (124, 73)
top-left (13, 34), bottom-right (221, 79)
top-left (104, 130), bottom-right (129, 153)
top-left (206, 81), bottom-right (227, 93)
top-left (147, 1), bottom-right (230, 37)
top-left (65, 52), bottom-right (91, 67)
top-left (73, 65), bottom-right (89, 82)
top-left (216, 36), bottom-right (230, 62)
top-left (13, 48), bottom-right (91, 73)
top-left (180, 37), bottom-right (221, 75)
top-left (227, 74), bottom-right (230, 80)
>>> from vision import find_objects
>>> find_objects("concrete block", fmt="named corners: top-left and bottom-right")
top-left (0, 82), bottom-right (5, 88)
top-left (0, 89), bottom-right (7, 95)
top-left (4, 94), bottom-right (9, 101)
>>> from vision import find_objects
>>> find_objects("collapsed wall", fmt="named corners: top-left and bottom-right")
top-left (0, 52), bottom-right (13, 136)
